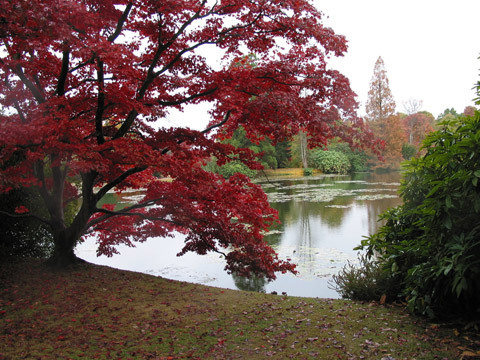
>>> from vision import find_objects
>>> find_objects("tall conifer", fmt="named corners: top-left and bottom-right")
top-left (366, 57), bottom-right (396, 122)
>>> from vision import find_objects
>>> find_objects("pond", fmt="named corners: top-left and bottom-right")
top-left (75, 171), bottom-right (402, 298)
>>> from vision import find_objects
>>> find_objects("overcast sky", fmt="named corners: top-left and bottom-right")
top-left (316, 0), bottom-right (480, 117)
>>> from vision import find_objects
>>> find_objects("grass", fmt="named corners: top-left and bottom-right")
top-left (1, 259), bottom-right (479, 359)
top-left (258, 168), bottom-right (311, 178)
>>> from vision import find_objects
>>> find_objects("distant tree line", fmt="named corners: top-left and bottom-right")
top-left (205, 103), bottom-right (476, 179)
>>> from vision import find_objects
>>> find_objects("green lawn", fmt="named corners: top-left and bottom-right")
top-left (1, 260), bottom-right (478, 359)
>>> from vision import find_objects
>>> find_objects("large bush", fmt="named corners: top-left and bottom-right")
top-left (327, 142), bottom-right (370, 172)
top-left (0, 189), bottom-right (54, 260)
top-left (217, 161), bottom-right (257, 179)
top-left (311, 150), bottom-right (350, 174)
top-left (330, 255), bottom-right (401, 302)
top-left (356, 113), bottom-right (480, 318)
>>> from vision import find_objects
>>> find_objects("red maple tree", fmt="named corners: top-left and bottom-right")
top-left (0, 0), bottom-right (378, 277)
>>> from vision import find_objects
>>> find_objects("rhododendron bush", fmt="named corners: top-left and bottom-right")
top-left (0, 0), bottom-right (377, 276)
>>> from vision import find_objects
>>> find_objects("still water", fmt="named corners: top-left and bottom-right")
top-left (75, 171), bottom-right (402, 298)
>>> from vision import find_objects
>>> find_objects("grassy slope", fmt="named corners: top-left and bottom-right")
top-left (0, 260), bottom-right (478, 360)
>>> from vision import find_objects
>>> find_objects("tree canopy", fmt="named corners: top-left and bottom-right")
top-left (0, 0), bottom-right (378, 277)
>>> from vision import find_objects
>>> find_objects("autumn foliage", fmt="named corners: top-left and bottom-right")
top-left (365, 57), bottom-right (396, 123)
top-left (0, 0), bottom-right (377, 277)
top-left (369, 115), bottom-right (406, 168)
top-left (403, 112), bottom-right (435, 148)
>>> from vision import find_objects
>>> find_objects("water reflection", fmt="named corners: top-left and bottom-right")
top-left (76, 171), bottom-right (402, 298)
top-left (232, 272), bottom-right (268, 293)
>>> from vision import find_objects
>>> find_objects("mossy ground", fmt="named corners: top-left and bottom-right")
top-left (1, 259), bottom-right (479, 359)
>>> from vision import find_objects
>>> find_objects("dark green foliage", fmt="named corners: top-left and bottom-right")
top-left (311, 149), bottom-right (350, 174)
top-left (274, 140), bottom-right (291, 168)
top-left (357, 113), bottom-right (480, 319)
top-left (204, 125), bottom-right (280, 178)
top-left (436, 108), bottom-right (459, 121)
top-left (203, 158), bottom-right (257, 179)
top-left (0, 189), bottom-right (53, 260)
top-left (327, 142), bottom-right (370, 172)
top-left (331, 255), bottom-right (401, 302)
top-left (303, 167), bottom-right (314, 176)
top-left (224, 126), bottom-right (278, 169)
top-left (401, 143), bottom-right (416, 160)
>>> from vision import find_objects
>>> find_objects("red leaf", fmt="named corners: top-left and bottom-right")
top-left (14, 206), bottom-right (29, 214)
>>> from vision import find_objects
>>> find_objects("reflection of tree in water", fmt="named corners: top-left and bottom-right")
top-left (269, 174), bottom-right (374, 229)
top-left (284, 200), bottom-right (317, 274)
top-left (273, 194), bottom-right (352, 229)
top-left (296, 201), bottom-right (314, 274)
top-left (366, 197), bottom-right (403, 234)
top-left (317, 198), bottom-right (353, 227)
top-left (262, 171), bottom-right (403, 276)
top-left (231, 272), bottom-right (268, 293)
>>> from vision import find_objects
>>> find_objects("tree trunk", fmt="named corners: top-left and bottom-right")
top-left (46, 171), bottom-right (97, 268)
top-left (299, 131), bottom-right (309, 168)
top-left (46, 230), bottom-right (84, 268)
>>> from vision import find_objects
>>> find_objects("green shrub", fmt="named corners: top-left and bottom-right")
top-left (330, 255), bottom-right (401, 302)
top-left (327, 142), bottom-right (369, 172)
top-left (401, 143), bottom-right (416, 160)
top-left (311, 150), bottom-right (350, 174)
top-left (203, 157), bottom-right (257, 179)
top-left (0, 189), bottom-right (54, 260)
top-left (217, 160), bottom-right (257, 179)
top-left (358, 112), bottom-right (480, 319)
top-left (303, 167), bottom-right (314, 176)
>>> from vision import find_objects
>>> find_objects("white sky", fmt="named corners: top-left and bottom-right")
top-left (316, 0), bottom-right (480, 117)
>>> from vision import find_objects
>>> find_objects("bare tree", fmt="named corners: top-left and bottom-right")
top-left (402, 98), bottom-right (423, 115)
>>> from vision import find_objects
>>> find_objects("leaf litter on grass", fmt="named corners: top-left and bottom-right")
top-left (1, 259), bottom-right (478, 359)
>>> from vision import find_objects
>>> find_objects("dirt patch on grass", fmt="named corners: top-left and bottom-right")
top-left (1, 259), bottom-right (478, 359)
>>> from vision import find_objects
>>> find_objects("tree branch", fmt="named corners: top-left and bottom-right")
top-left (107, 2), bottom-right (133, 43)
top-left (4, 77), bottom-right (27, 123)
top-left (137, 1), bottom-right (209, 99)
top-left (153, 39), bottom-right (215, 77)
top-left (13, 64), bottom-right (45, 103)
top-left (201, 110), bottom-right (231, 134)
top-left (0, 210), bottom-right (50, 225)
top-left (113, 109), bottom-right (138, 140)
top-left (87, 204), bottom-right (178, 230)
top-left (57, 48), bottom-right (70, 96)
top-left (153, 86), bottom-right (218, 107)
top-left (95, 166), bottom-right (147, 202)
top-left (160, 110), bottom-right (232, 155)
top-left (95, 58), bottom-right (106, 144)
